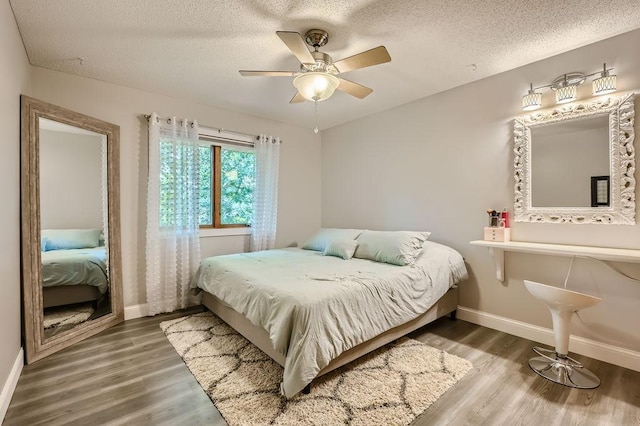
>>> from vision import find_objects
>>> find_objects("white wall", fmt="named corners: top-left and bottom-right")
top-left (30, 67), bottom-right (322, 307)
top-left (39, 129), bottom-right (104, 229)
top-left (322, 29), bottom-right (640, 355)
top-left (0, 0), bottom-right (30, 410)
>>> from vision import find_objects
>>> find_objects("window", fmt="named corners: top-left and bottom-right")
top-left (198, 143), bottom-right (255, 228)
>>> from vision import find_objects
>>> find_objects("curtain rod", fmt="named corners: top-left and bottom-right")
top-left (143, 114), bottom-right (281, 143)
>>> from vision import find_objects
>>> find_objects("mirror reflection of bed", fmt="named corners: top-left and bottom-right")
top-left (39, 118), bottom-right (111, 338)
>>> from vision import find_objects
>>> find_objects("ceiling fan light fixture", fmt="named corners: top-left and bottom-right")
top-left (293, 72), bottom-right (339, 102)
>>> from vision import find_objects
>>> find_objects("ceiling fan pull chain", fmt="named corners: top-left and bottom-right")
top-left (314, 100), bottom-right (319, 134)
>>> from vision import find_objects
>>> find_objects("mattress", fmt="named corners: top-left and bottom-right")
top-left (193, 241), bottom-right (467, 397)
top-left (41, 247), bottom-right (109, 294)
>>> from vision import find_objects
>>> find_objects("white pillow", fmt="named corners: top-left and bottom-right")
top-left (354, 230), bottom-right (430, 266)
top-left (302, 228), bottom-right (363, 252)
top-left (323, 239), bottom-right (359, 260)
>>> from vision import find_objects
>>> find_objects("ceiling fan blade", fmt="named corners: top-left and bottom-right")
top-left (276, 31), bottom-right (315, 64)
top-left (333, 46), bottom-right (391, 73)
top-left (337, 77), bottom-right (373, 99)
top-left (239, 70), bottom-right (296, 77)
top-left (290, 92), bottom-right (306, 103)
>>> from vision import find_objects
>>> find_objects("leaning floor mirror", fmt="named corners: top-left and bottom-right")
top-left (21, 96), bottom-right (123, 363)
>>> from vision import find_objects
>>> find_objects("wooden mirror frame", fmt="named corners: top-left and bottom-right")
top-left (513, 93), bottom-right (636, 224)
top-left (21, 96), bottom-right (124, 363)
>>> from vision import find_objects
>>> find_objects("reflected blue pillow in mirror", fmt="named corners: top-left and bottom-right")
top-left (42, 229), bottom-right (102, 251)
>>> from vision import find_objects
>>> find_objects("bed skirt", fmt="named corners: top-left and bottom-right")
top-left (202, 286), bottom-right (458, 379)
top-left (43, 285), bottom-right (102, 308)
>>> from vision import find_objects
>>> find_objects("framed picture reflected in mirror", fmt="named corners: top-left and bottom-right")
top-left (591, 175), bottom-right (610, 207)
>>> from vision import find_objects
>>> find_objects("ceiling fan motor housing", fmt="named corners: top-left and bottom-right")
top-left (305, 29), bottom-right (329, 49)
top-left (312, 51), bottom-right (333, 67)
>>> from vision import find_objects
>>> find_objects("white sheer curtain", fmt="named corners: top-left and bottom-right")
top-left (250, 134), bottom-right (281, 251)
top-left (146, 113), bottom-right (201, 315)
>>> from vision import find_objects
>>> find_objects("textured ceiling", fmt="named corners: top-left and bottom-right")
top-left (10, 0), bottom-right (640, 130)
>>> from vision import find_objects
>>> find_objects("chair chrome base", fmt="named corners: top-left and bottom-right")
top-left (528, 347), bottom-right (600, 389)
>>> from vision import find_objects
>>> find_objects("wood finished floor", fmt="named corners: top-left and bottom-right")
top-left (5, 308), bottom-right (639, 425)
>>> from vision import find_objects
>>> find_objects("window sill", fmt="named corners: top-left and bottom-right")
top-left (199, 227), bottom-right (252, 238)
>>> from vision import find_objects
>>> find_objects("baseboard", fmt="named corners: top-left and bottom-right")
top-left (457, 306), bottom-right (640, 373)
top-left (0, 348), bottom-right (23, 422)
top-left (124, 303), bottom-right (149, 320)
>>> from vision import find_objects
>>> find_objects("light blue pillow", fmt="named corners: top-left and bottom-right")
top-left (354, 230), bottom-right (430, 266)
top-left (42, 229), bottom-right (102, 251)
top-left (41, 237), bottom-right (49, 252)
top-left (323, 239), bottom-right (358, 260)
top-left (302, 228), bottom-right (363, 252)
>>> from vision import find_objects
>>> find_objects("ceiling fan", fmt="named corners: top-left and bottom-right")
top-left (239, 29), bottom-right (391, 103)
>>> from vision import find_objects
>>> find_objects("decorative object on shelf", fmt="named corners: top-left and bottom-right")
top-left (501, 208), bottom-right (510, 228)
top-left (483, 208), bottom-right (510, 242)
top-left (486, 209), bottom-right (499, 227)
top-left (513, 93), bottom-right (635, 224)
top-left (483, 227), bottom-right (510, 242)
top-left (521, 63), bottom-right (617, 111)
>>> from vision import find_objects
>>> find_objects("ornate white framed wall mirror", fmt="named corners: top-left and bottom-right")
top-left (21, 96), bottom-right (124, 363)
top-left (513, 93), bottom-right (635, 224)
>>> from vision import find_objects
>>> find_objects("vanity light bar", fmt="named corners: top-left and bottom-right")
top-left (521, 63), bottom-right (617, 111)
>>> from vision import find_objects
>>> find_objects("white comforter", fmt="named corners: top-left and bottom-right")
top-left (193, 241), bottom-right (467, 398)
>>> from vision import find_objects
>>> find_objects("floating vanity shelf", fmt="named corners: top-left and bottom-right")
top-left (470, 240), bottom-right (640, 282)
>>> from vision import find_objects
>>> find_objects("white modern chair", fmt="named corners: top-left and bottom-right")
top-left (523, 280), bottom-right (602, 389)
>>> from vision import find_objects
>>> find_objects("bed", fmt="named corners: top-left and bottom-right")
top-left (193, 231), bottom-right (467, 398)
top-left (41, 245), bottom-right (109, 309)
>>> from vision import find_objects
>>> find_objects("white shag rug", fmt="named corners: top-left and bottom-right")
top-left (43, 303), bottom-right (94, 329)
top-left (160, 312), bottom-right (472, 426)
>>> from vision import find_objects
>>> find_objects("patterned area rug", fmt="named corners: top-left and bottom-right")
top-left (43, 302), bottom-right (94, 329)
top-left (160, 312), bottom-right (472, 425)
